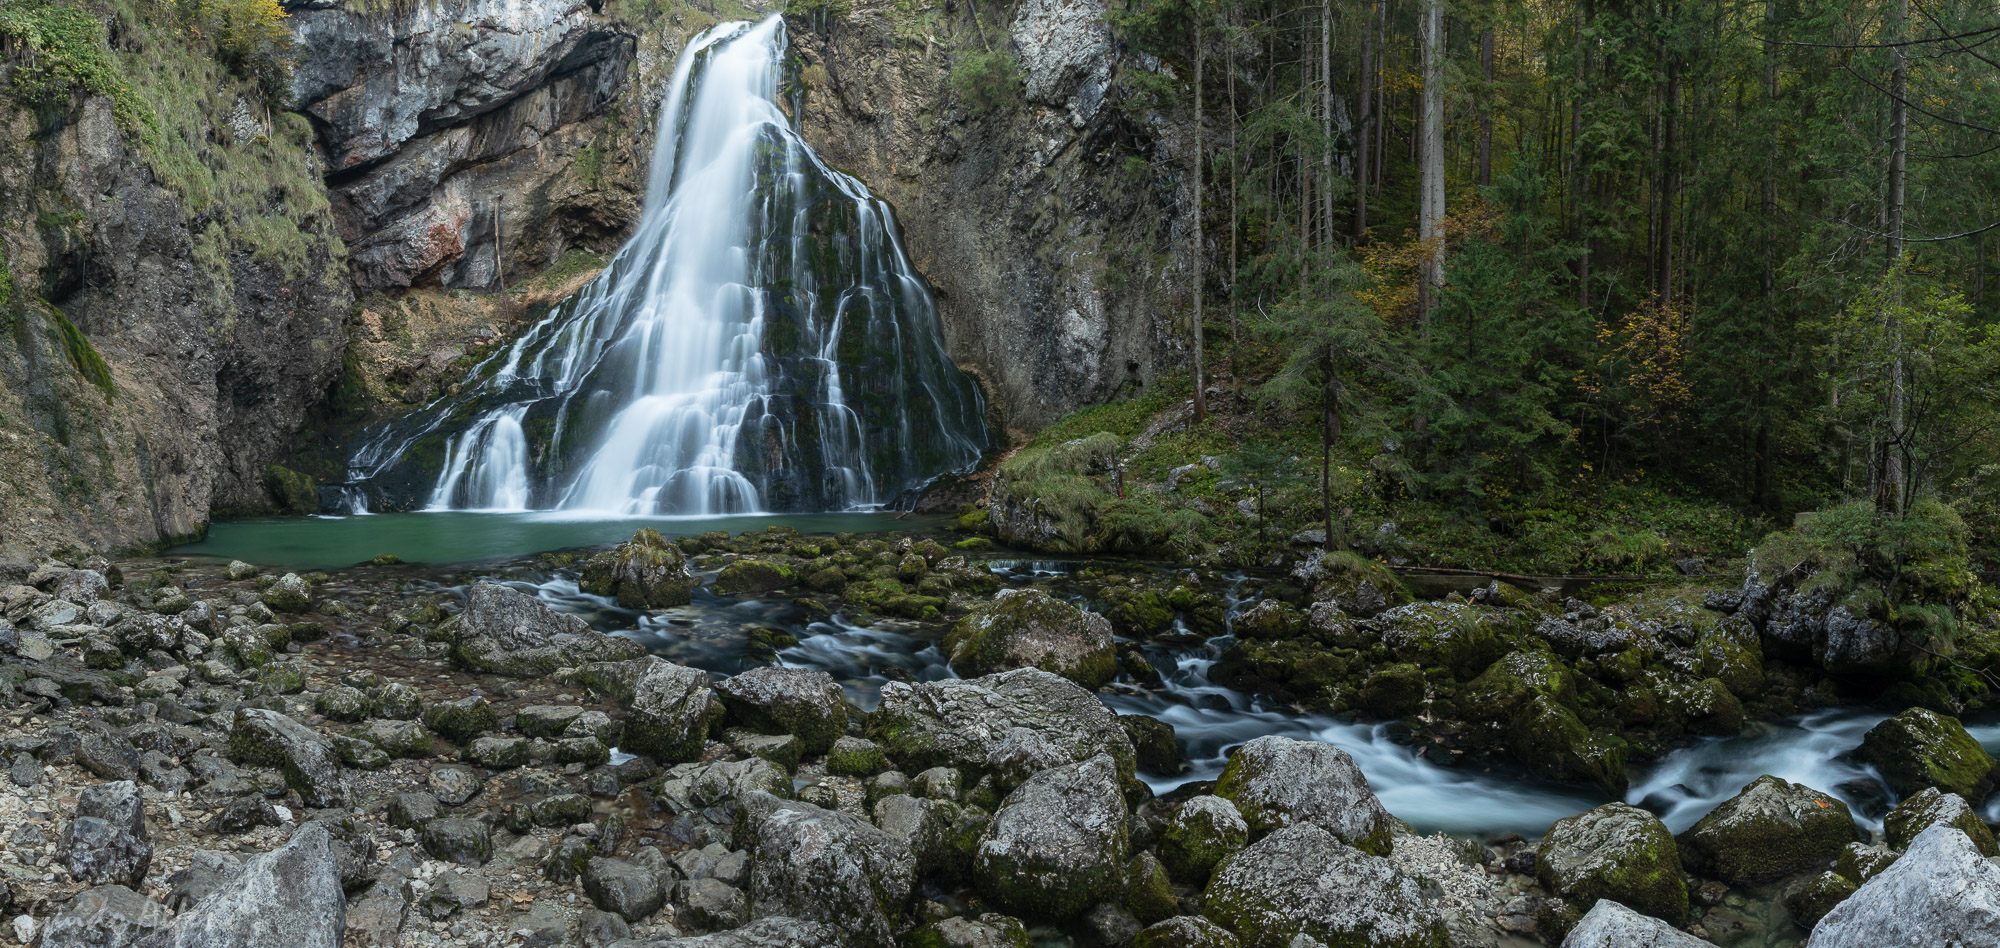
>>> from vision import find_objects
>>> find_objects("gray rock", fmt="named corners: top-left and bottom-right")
top-left (227, 708), bottom-right (345, 807)
top-left (1885, 787), bottom-right (1998, 855)
top-left (741, 792), bottom-right (916, 948)
top-left (516, 705), bottom-right (585, 738)
top-left (866, 668), bottom-right (1137, 790)
top-left (261, 574), bottom-right (312, 613)
top-left (138, 822), bottom-right (346, 948)
top-left (387, 792), bottom-right (439, 829)
top-left (715, 666), bottom-right (848, 754)
top-left (224, 562), bottom-right (260, 581)
top-left (79, 732), bottom-right (143, 782)
top-left (1133, 916), bottom-right (1241, 948)
top-left (678, 877), bottom-right (749, 931)
top-left (1807, 824), bottom-right (2000, 947)
top-left (206, 795), bottom-right (280, 834)
top-left (429, 767), bottom-right (483, 805)
top-left (419, 870), bottom-right (489, 919)
top-left (577, 908), bottom-right (628, 948)
top-left (346, 875), bottom-right (412, 947)
top-left (1202, 823), bottom-right (1448, 948)
top-left (441, 583), bottom-right (643, 677)
top-left (619, 658), bottom-right (715, 764)
top-left (55, 570), bottom-right (110, 604)
top-left (911, 913), bottom-right (1035, 948)
top-left (974, 754), bottom-right (1128, 920)
top-left (420, 818), bottom-right (492, 866)
top-left (1215, 736), bottom-right (1392, 854)
top-left (871, 794), bottom-right (958, 876)
top-left (163, 851), bottom-right (243, 911)
top-left (1158, 795), bottom-right (1249, 883)
top-left (1561, 900), bottom-right (1717, 947)
top-left (583, 857), bottom-right (665, 922)
top-left (580, 529), bottom-right (696, 609)
top-left (64, 780), bottom-right (152, 888)
top-left (43, 884), bottom-right (174, 948)
top-left (606, 916), bottom-right (840, 946)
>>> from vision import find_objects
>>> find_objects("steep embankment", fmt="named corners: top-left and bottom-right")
top-left (0, 0), bottom-right (349, 561)
top-left (790, 0), bottom-right (1193, 431)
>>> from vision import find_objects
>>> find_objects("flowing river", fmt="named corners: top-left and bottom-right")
top-left (176, 513), bottom-right (2000, 841)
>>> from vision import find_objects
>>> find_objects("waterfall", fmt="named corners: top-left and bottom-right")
top-left (335, 16), bottom-right (987, 516)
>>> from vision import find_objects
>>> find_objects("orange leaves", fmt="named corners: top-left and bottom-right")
top-left (1582, 294), bottom-right (1694, 426)
top-left (1355, 198), bottom-right (1502, 322)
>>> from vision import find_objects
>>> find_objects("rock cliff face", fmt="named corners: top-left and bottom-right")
top-left (789, 0), bottom-right (1190, 430)
top-left (287, 0), bottom-right (648, 290)
top-left (0, 12), bottom-right (350, 561)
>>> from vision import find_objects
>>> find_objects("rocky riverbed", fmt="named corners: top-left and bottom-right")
top-left (2, 526), bottom-right (1998, 947)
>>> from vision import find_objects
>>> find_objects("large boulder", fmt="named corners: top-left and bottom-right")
top-left (1807, 824), bottom-right (2000, 947)
top-left (943, 588), bottom-right (1116, 689)
top-left (866, 668), bottom-right (1136, 790)
top-left (1561, 900), bottom-right (1718, 948)
top-left (1677, 775), bottom-right (1857, 884)
top-left (1214, 736), bottom-right (1392, 855)
top-left (1885, 787), bottom-right (1998, 855)
top-left (715, 666), bottom-right (849, 754)
top-left (229, 708), bottom-right (345, 807)
top-left (1202, 823), bottom-right (1449, 948)
top-left (616, 917), bottom-right (840, 946)
top-left (740, 792), bottom-right (917, 948)
top-left (1133, 916), bottom-right (1241, 948)
top-left (139, 823), bottom-right (346, 948)
top-left (63, 780), bottom-right (152, 888)
top-left (623, 658), bottom-right (717, 763)
top-left (1853, 708), bottom-right (1998, 800)
top-left (973, 754), bottom-right (1129, 920)
top-left (42, 884), bottom-right (174, 948)
top-left (1536, 803), bottom-right (1688, 927)
top-left (580, 529), bottom-right (696, 609)
top-left (443, 582), bottom-right (645, 676)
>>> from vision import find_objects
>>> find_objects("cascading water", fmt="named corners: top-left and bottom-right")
top-left (333, 16), bottom-right (987, 516)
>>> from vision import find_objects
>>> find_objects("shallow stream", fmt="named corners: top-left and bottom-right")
top-left (177, 512), bottom-right (2000, 840)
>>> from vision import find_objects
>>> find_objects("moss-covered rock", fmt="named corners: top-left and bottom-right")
top-left (1884, 786), bottom-right (1998, 856)
top-left (1535, 802), bottom-right (1688, 926)
top-left (1109, 589), bottom-right (1177, 637)
top-left (866, 668), bottom-right (1137, 791)
top-left (1133, 916), bottom-right (1242, 948)
top-left (907, 914), bottom-right (1033, 948)
top-left (715, 665), bottom-right (849, 754)
top-left (1158, 795), bottom-right (1248, 883)
top-left (579, 528), bottom-right (695, 608)
top-left (314, 685), bottom-right (372, 723)
top-left (1231, 599), bottom-right (1303, 641)
top-left (1786, 870), bottom-right (1859, 928)
top-left (714, 559), bottom-right (797, 596)
top-left (260, 573), bottom-right (312, 614)
top-left (423, 696), bottom-right (498, 744)
top-left (1658, 676), bottom-right (1747, 736)
top-left (1359, 663), bottom-right (1427, 718)
top-left (1374, 601), bottom-right (1507, 678)
top-left (973, 754), bottom-right (1130, 921)
top-left (1203, 824), bottom-right (1448, 948)
top-left (827, 736), bottom-right (889, 776)
top-left (1125, 852), bottom-right (1178, 924)
top-left (1119, 713), bottom-right (1181, 776)
top-left (1215, 735), bottom-right (1392, 855)
top-left (1513, 695), bottom-right (1629, 795)
top-left (1678, 774), bottom-right (1858, 883)
top-left (944, 588), bottom-right (1117, 689)
top-left (1855, 708), bottom-right (1999, 800)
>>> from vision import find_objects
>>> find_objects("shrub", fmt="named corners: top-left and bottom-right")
top-left (0, 0), bottom-right (152, 129)
top-left (186, 0), bottom-right (292, 102)
top-left (949, 48), bottom-right (1022, 116)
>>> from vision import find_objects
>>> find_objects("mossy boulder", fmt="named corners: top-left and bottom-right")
top-left (1374, 601), bottom-right (1506, 678)
top-left (423, 696), bottom-right (498, 744)
top-left (442, 582), bottom-right (645, 677)
top-left (866, 668), bottom-right (1137, 791)
top-left (1119, 713), bottom-right (1181, 776)
top-left (1462, 650), bottom-right (1576, 722)
top-left (1359, 663), bottom-right (1427, 718)
top-left (1108, 589), bottom-right (1177, 637)
top-left (1658, 676), bottom-right (1747, 736)
top-left (229, 708), bottom-right (344, 808)
top-left (353, 720), bottom-right (434, 758)
top-left (1158, 795), bottom-right (1248, 883)
top-left (1854, 707), bottom-right (2000, 800)
top-left (1202, 824), bottom-right (1449, 948)
top-left (827, 736), bottom-right (889, 776)
top-left (1215, 735), bottom-right (1392, 855)
top-left (1786, 870), bottom-right (1859, 928)
top-left (1677, 774), bottom-right (1858, 884)
top-left (714, 559), bottom-right (797, 597)
top-left (579, 529), bottom-right (695, 609)
top-left (1231, 599), bottom-right (1303, 641)
top-left (1535, 802), bottom-right (1688, 926)
top-left (973, 754), bottom-right (1130, 921)
top-left (944, 588), bottom-right (1117, 690)
top-left (260, 573), bottom-right (312, 614)
top-left (908, 914), bottom-right (1033, 948)
top-left (1133, 916), bottom-right (1241, 948)
top-left (619, 658), bottom-right (716, 764)
top-left (1884, 787), bottom-right (1998, 856)
top-left (314, 686), bottom-right (372, 723)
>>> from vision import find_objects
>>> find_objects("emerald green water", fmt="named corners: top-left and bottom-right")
top-left (172, 511), bottom-right (937, 572)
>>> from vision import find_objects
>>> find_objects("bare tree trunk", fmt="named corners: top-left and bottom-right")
top-left (1479, 29), bottom-right (1494, 186)
top-left (1374, 2), bottom-right (1386, 195)
top-left (1320, 0), bottom-right (1334, 248)
top-left (1193, 17), bottom-right (1208, 423)
top-left (1228, 5), bottom-right (1240, 362)
top-left (1884, 0), bottom-right (1908, 513)
top-left (1656, 40), bottom-right (1679, 302)
top-left (1418, 0), bottom-right (1446, 321)
top-left (1574, 3), bottom-right (1591, 307)
top-left (1355, 1), bottom-right (1374, 238)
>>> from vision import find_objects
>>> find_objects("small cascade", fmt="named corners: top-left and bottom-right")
top-left (335, 16), bottom-right (987, 515)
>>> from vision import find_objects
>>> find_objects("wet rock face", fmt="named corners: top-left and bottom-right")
top-left (580, 529), bottom-right (696, 609)
top-left (1215, 735), bottom-right (1393, 855)
top-left (1677, 775), bottom-right (1857, 884)
top-left (866, 667), bottom-right (1137, 790)
top-left (789, 2), bottom-right (1187, 430)
top-left (943, 588), bottom-right (1117, 689)
top-left (973, 754), bottom-right (1130, 921)
top-left (1853, 707), bottom-right (1999, 800)
top-left (1807, 825), bottom-right (2000, 947)
top-left (740, 792), bottom-right (917, 948)
top-left (288, 0), bottom-right (638, 290)
top-left (1202, 823), bottom-right (1449, 948)
top-left (1562, 900), bottom-right (1718, 948)
top-left (1536, 803), bottom-right (1689, 927)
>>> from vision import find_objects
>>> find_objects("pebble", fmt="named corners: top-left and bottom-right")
top-left (10, 915), bottom-right (34, 944)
